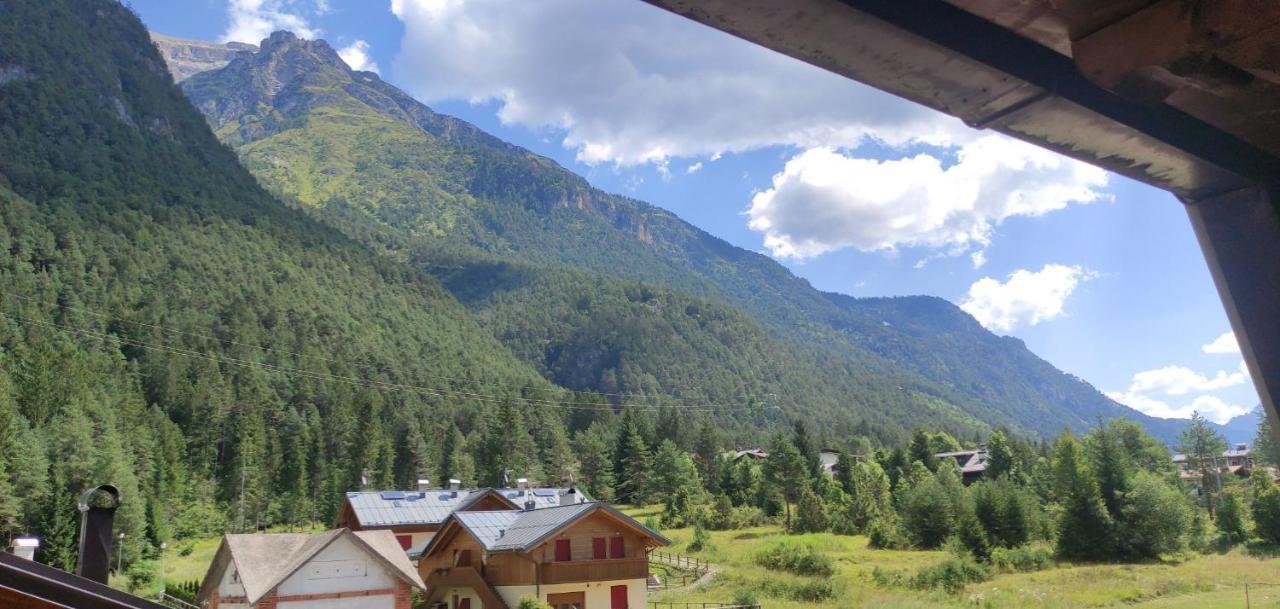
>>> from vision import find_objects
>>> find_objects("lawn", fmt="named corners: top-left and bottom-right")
top-left (630, 509), bottom-right (1280, 609)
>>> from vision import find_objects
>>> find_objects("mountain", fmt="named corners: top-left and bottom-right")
top-left (173, 31), bottom-right (1189, 442)
top-left (1217, 406), bottom-right (1263, 444)
top-left (0, 0), bottom-right (584, 565)
top-left (150, 33), bottom-right (255, 82)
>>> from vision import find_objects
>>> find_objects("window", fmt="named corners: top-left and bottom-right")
top-left (555, 538), bottom-right (571, 561)
top-left (396, 535), bottom-right (412, 550)
top-left (609, 536), bottom-right (625, 559)
top-left (610, 584), bottom-right (628, 609)
top-left (459, 599), bottom-right (471, 609)
top-left (592, 537), bottom-right (606, 559)
top-left (457, 550), bottom-right (472, 567)
top-left (547, 591), bottom-right (584, 609)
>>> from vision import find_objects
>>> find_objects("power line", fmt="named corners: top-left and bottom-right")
top-left (0, 309), bottom-right (777, 413)
top-left (4, 291), bottom-right (773, 407)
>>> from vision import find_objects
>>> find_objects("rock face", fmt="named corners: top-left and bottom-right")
top-left (150, 32), bottom-right (256, 82)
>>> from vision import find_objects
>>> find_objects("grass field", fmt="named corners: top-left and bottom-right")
top-left (628, 506), bottom-right (1280, 609)
top-left (121, 506), bottom-right (1279, 609)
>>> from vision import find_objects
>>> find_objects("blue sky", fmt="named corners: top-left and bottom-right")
top-left (131, 0), bottom-right (1261, 424)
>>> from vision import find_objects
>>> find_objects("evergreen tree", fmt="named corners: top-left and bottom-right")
top-left (971, 478), bottom-right (1032, 548)
top-left (762, 433), bottom-right (807, 530)
top-left (1122, 471), bottom-right (1191, 558)
top-left (1086, 420), bottom-right (1132, 520)
top-left (618, 427), bottom-right (653, 504)
top-left (1254, 410), bottom-right (1280, 467)
top-left (574, 423), bottom-right (615, 501)
top-left (956, 503), bottom-right (992, 561)
top-left (846, 461), bottom-right (893, 531)
top-left (1251, 472), bottom-right (1280, 544)
top-left (898, 468), bottom-right (954, 549)
top-left (693, 420), bottom-right (722, 494)
top-left (531, 409), bottom-right (575, 485)
top-left (651, 439), bottom-right (700, 499)
top-left (1215, 490), bottom-right (1247, 544)
top-left (834, 450), bottom-right (856, 496)
top-left (1175, 412), bottom-right (1228, 516)
top-left (1053, 433), bottom-right (1114, 560)
top-left (793, 486), bottom-right (829, 533)
top-left (908, 430), bottom-right (939, 472)
top-left (792, 420), bottom-right (821, 478)
top-left (985, 430), bottom-right (1016, 480)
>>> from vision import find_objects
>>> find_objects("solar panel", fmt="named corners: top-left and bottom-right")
top-left (393, 501), bottom-right (402, 507)
top-left (380, 491), bottom-right (406, 500)
top-left (532, 489), bottom-right (557, 497)
top-left (405, 494), bottom-right (419, 502)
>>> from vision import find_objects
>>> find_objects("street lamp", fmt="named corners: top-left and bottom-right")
top-left (159, 542), bottom-right (168, 596)
top-left (117, 532), bottom-right (125, 574)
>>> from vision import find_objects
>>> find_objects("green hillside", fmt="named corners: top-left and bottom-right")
top-left (178, 32), bottom-right (1185, 441)
top-left (0, 0), bottom-right (578, 567)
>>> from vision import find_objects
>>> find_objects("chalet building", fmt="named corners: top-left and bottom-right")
top-left (1173, 443), bottom-right (1257, 480)
top-left (197, 528), bottom-right (425, 609)
top-left (729, 448), bottom-right (768, 462)
top-left (935, 448), bottom-right (989, 483)
top-left (417, 502), bottom-right (669, 609)
top-left (336, 479), bottom-right (588, 553)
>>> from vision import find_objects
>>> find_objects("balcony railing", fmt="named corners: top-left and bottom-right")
top-left (541, 557), bottom-right (648, 584)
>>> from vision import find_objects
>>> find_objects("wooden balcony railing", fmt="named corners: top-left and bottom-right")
top-left (541, 557), bottom-right (648, 584)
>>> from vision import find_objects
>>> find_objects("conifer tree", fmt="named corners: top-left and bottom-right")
top-left (908, 430), bottom-right (939, 472)
top-left (652, 439), bottom-right (700, 499)
top-left (985, 430), bottom-right (1016, 480)
top-left (834, 450), bottom-right (856, 496)
top-left (574, 423), bottom-right (615, 501)
top-left (792, 420), bottom-right (821, 478)
top-left (693, 419), bottom-right (722, 494)
top-left (763, 433), bottom-right (807, 530)
top-left (618, 428), bottom-right (653, 504)
top-left (793, 486), bottom-right (829, 533)
top-left (1251, 471), bottom-right (1280, 544)
top-left (1176, 411), bottom-right (1228, 517)
top-left (1254, 410), bottom-right (1280, 467)
top-left (1053, 433), bottom-right (1114, 560)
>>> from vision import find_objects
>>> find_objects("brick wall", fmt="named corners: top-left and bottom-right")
top-left (394, 582), bottom-right (413, 609)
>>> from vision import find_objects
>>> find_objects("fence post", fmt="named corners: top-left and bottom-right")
top-left (1245, 582), bottom-right (1250, 609)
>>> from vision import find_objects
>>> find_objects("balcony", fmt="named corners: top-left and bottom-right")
top-left (541, 557), bottom-right (648, 584)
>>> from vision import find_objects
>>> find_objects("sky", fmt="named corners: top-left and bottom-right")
top-left (130, 0), bottom-right (1262, 425)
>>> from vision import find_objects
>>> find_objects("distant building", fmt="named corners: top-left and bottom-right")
top-left (1173, 443), bottom-right (1257, 480)
top-left (729, 448), bottom-right (769, 462)
top-left (197, 528), bottom-right (424, 609)
top-left (819, 450), bottom-right (840, 476)
top-left (337, 479), bottom-right (589, 554)
top-left (417, 502), bottom-right (668, 609)
top-left (935, 448), bottom-right (988, 483)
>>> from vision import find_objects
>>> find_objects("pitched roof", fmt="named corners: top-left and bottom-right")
top-left (423, 502), bottom-right (669, 558)
top-left (0, 552), bottom-right (168, 609)
top-left (199, 529), bottom-right (424, 605)
top-left (344, 487), bottom-right (584, 528)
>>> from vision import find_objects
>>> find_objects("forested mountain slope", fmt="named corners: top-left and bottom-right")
top-left (177, 31), bottom-right (1188, 441)
top-left (0, 0), bottom-right (581, 565)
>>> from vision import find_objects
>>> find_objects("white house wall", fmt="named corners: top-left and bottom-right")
top-left (279, 596), bottom-right (394, 609)
top-left (277, 536), bottom-right (397, 597)
top-left (496, 578), bottom-right (647, 609)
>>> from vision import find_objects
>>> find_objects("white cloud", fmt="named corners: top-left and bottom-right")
top-left (1107, 391), bottom-right (1251, 424)
top-left (686, 162), bottom-right (703, 175)
top-left (389, 0), bottom-right (971, 166)
top-left (337, 40), bottom-right (380, 74)
top-left (970, 251), bottom-right (988, 269)
top-left (222, 0), bottom-right (323, 44)
top-left (1107, 360), bottom-right (1253, 424)
top-left (1202, 330), bottom-right (1240, 355)
top-left (745, 136), bottom-right (1107, 258)
top-left (957, 264), bottom-right (1095, 333)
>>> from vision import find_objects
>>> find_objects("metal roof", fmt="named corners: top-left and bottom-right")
top-left (345, 487), bottom-right (585, 527)
top-left (425, 502), bottom-right (670, 558)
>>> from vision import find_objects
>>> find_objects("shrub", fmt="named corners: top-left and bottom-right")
top-left (911, 556), bottom-right (991, 594)
top-left (1216, 491), bottom-right (1247, 544)
top-left (990, 545), bottom-right (1054, 573)
top-left (756, 577), bottom-right (836, 602)
top-left (752, 539), bottom-right (834, 577)
top-left (125, 560), bottom-right (157, 593)
top-left (688, 523), bottom-right (714, 553)
top-left (1252, 473), bottom-right (1280, 544)
top-left (867, 515), bottom-right (910, 550)
top-left (517, 597), bottom-right (552, 609)
top-left (792, 486), bottom-right (829, 533)
top-left (731, 588), bottom-right (759, 607)
top-left (1122, 471), bottom-right (1192, 558)
top-left (898, 473), bottom-right (956, 549)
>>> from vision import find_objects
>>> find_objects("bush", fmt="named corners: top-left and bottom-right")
top-left (125, 560), bottom-right (157, 593)
top-left (1121, 471), bottom-right (1192, 558)
top-left (702, 495), bottom-right (766, 531)
top-left (1216, 491), bottom-right (1247, 544)
top-left (867, 515), bottom-right (910, 550)
top-left (792, 487), bottom-right (829, 533)
top-left (756, 577), bottom-right (836, 602)
top-left (1252, 473), bottom-right (1280, 544)
top-left (517, 597), bottom-right (552, 609)
top-left (911, 556), bottom-right (992, 594)
top-left (752, 539), bottom-right (834, 577)
top-left (688, 523), bottom-right (714, 553)
top-left (990, 545), bottom-right (1054, 573)
top-left (731, 588), bottom-right (759, 607)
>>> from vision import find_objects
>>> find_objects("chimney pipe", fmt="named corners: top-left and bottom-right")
top-left (524, 499), bottom-right (536, 511)
top-left (449, 478), bottom-right (460, 497)
top-left (417, 478), bottom-right (431, 493)
top-left (11, 537), bottom-right (39, 561)
top-left (517, 478), bottom-right (528, 496)
top-left (76, 484), bottom-right (121, 585)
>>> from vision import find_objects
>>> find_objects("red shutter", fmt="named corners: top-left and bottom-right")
top-left (459, 599), bottom-right (471, 609)
top-left (395, 535), bottom-right (413, 550)
top-left (458, 550), bottom-right (472, 567)
top-left (592, 537), bottom-right (607, 559)
top-left (555, 539), bottom-right (571, 562)
top-left (609, 536), bottom-right (625, 559)
top-left (610, 584), bottom-right (628, 609)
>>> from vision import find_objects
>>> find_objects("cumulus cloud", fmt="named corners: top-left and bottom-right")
top-left (686, 162), bottom-right (703, 175)
top-left (337, 40), bottom-right (380, 74)
top-left (957, 264), bottom-right (1095, 333)
top-left (970, 251), bottom-right (988, 269)
top-left (1202, 330), bottom-right (1240, 355)
top-left (389, 0), bottom-right (971, 166)
top-left (222, 0), bottom-right (322, 44)
top-left (1107, 360), bottom-right (1253, 424)
top-left (746, 136), bottom-right (1108, 258)
top-left (1106, 391), bottom-right (1251, 424)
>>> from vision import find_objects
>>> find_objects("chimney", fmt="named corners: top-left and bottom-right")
top-left (517, 478), bottom-right (529, 495)
top-left (449, 478), bottom-right (461, 498)
top-left (76, 484), bottom-right (122, 585)
top-left (417, 478), bottom-right (431, 492)
top-left (524, 499), bottom-right (536, 511)
top-left (361, 469), bottom-right (371, 488)
top-left (10, 537), bottom-right (39, 561)
top-left (558, 487), bottom-right (578, 506)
